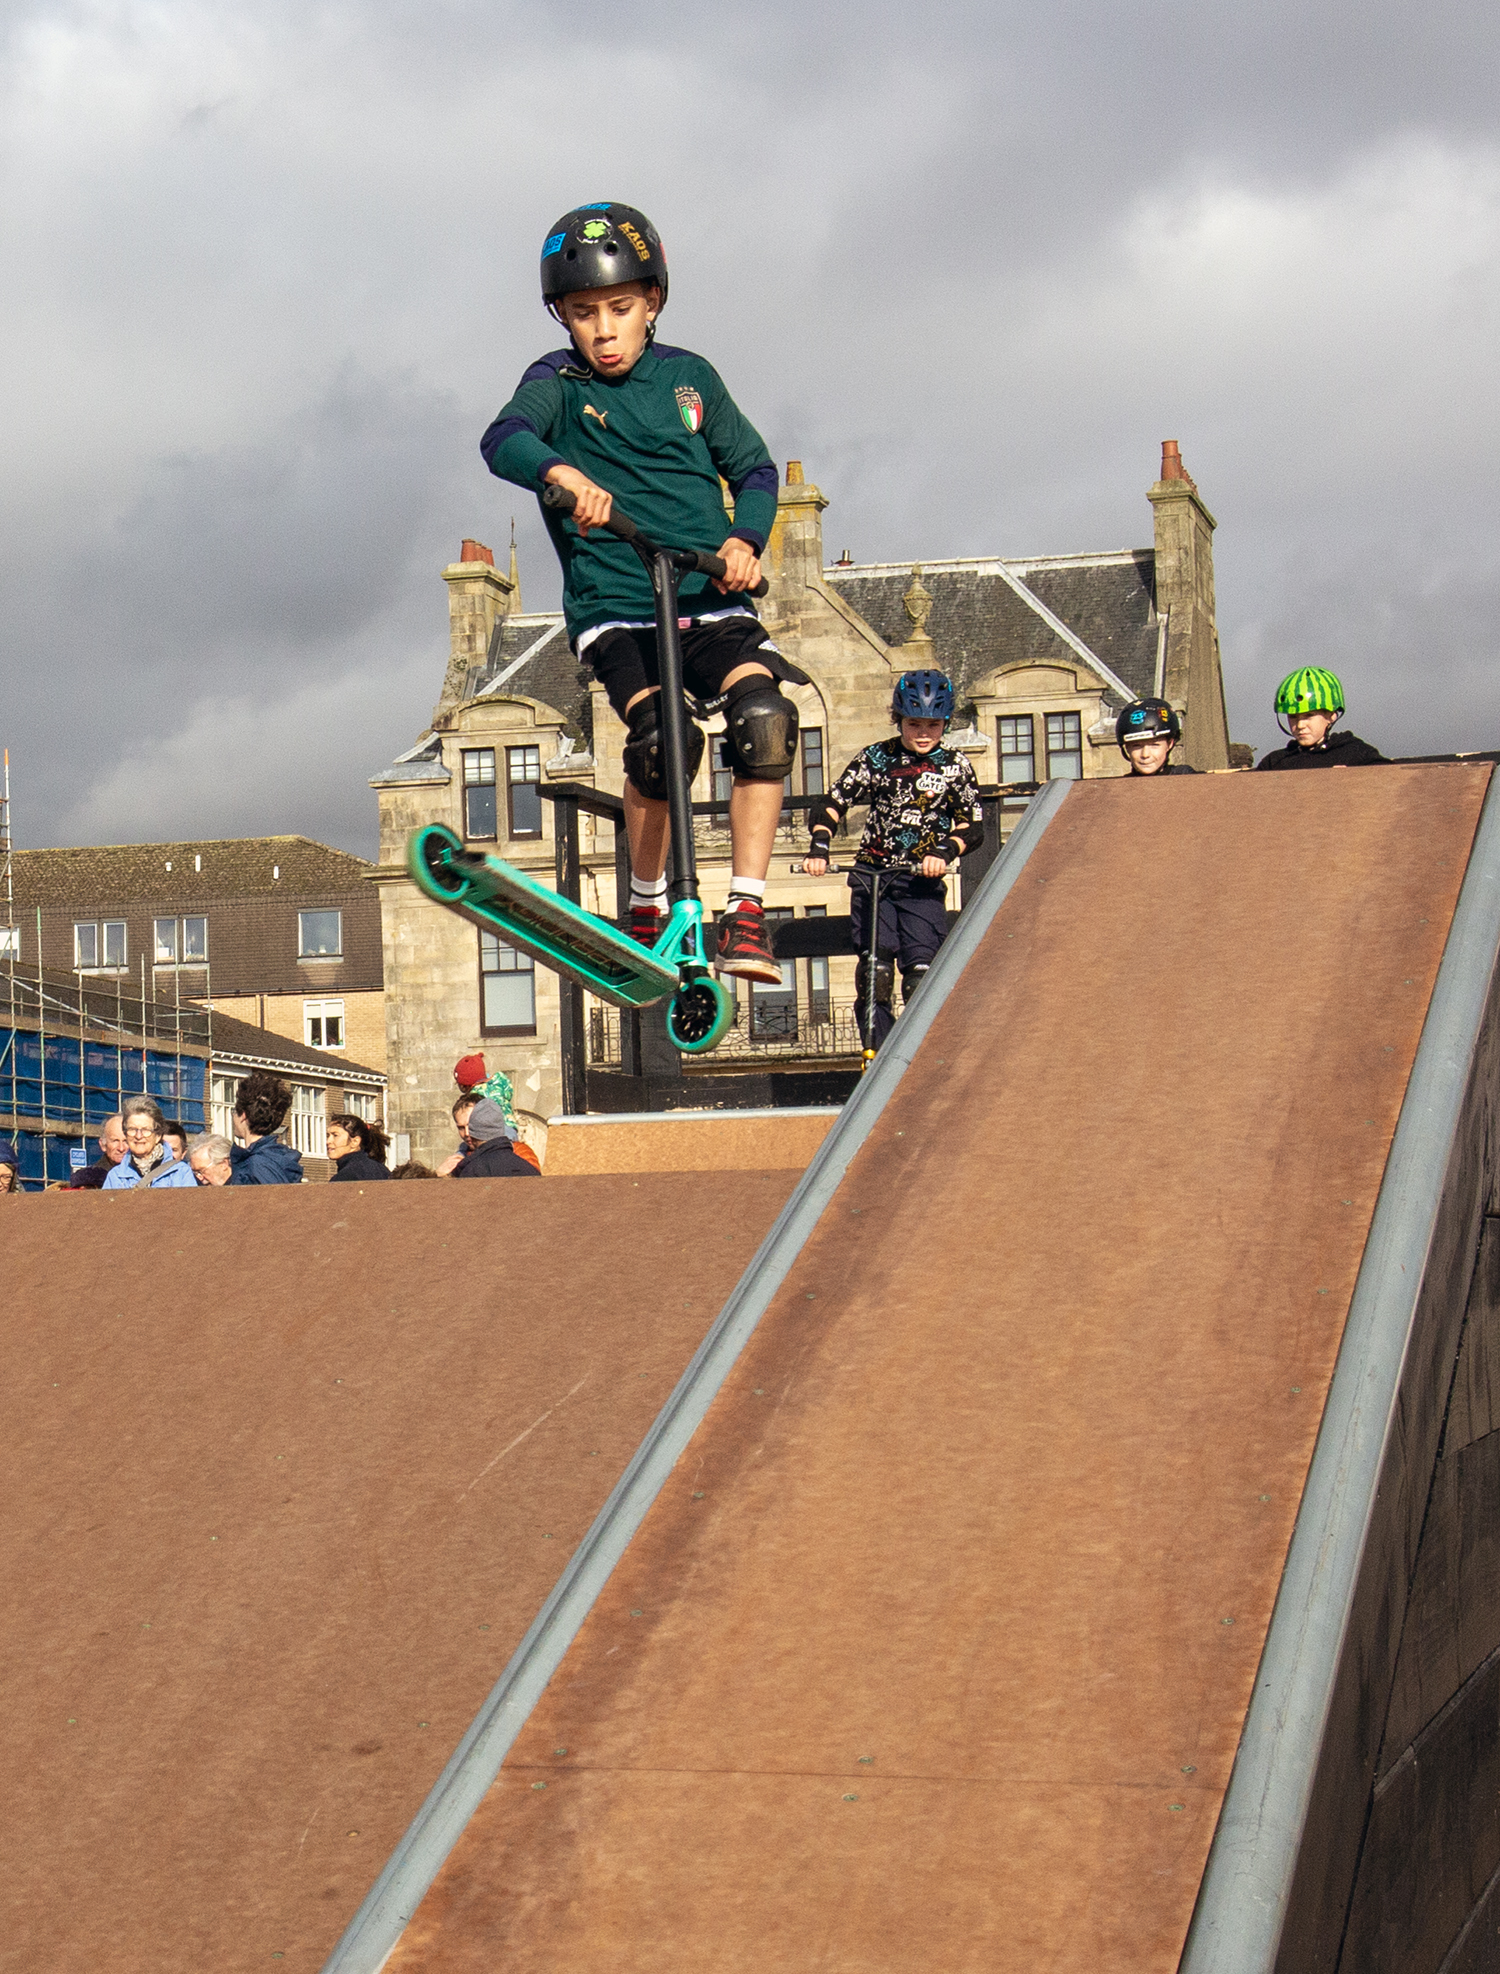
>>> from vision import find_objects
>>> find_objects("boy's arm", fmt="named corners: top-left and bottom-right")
top-left (942, 761), bottom-right (986, 862)
top-left (805, 752), bottom-right (874, 864)
top-left (698, 362), bottom-right (779, 556)
top-left (480, 363), bottom-right (569, 493)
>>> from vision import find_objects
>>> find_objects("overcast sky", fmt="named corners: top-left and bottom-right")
top-left (2, 0), bottom-right (1497, 856)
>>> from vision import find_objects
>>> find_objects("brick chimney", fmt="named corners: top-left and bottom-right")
top-left (1147, 443), bottom-right (1228, 770)
top-left (436, 539), bottom-right (517, 717)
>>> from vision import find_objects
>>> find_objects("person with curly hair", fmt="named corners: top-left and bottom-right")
top-left (228, 1072), bottom-right (304, 1185)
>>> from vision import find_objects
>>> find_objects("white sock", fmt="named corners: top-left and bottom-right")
top-left (727, 874), bottom-right (766, 906)
top-left (630, 873), bottom-right (668, 909)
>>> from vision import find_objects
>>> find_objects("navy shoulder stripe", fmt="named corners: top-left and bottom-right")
top-left (518, 348), bottom-right (576, 385)
top-left (649, 343), bottom-right (700, 364)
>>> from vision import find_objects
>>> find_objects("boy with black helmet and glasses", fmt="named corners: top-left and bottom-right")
top-left (480, 202), bottom-right (800, 985)
top-left (803, 670), bottom-right (983, 1051)
top-left (1115, 697), bottom-right (1197, 777)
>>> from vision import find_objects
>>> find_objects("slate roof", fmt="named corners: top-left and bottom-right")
top-left (12, 837), bottom-right (373, 908)
top-left (206, 1006), bottom-right (385, 1086)
top-left (465, 613), bottom-right (593, 744)
top-left (825, 551), bottom-right (1159, 710)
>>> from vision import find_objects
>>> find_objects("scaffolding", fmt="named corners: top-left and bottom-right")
top-left (0, 754), bottom-right (210, 1187)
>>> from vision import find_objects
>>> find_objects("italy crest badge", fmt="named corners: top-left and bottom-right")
top-left (674, 385), bottom-right (703, 434)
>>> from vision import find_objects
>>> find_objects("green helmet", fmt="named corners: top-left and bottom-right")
top-left (1275, 666), bottom-right (1345, 724)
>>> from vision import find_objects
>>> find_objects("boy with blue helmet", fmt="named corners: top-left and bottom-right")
top-left (480, 201), bottom-right (800, 985)
top-left (803, 670), bottom-right (982, 1051)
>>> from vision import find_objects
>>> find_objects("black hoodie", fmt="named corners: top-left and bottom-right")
top-left (1255, 730), bottom-right (1387, 770)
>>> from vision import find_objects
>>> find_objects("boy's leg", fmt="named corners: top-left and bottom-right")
top-left (849, 874), bottom-right (898, 1050)
top-left (894, 884), bottom-right (950, 1009)
top-left (712, 658), bottom-right (798, 982)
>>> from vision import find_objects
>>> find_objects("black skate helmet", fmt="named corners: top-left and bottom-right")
top-left (541, 204), bottom-right (669, 318)
top-left (891, 670), bottom-right (955, 724)
top-left (1115, 697), bottom-right (1181, 754)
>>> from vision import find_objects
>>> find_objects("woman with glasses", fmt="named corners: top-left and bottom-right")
top-left (102, 1096), bottom-right (197, 1189)
top-left (0, 1142), bottom-right (20, 1194)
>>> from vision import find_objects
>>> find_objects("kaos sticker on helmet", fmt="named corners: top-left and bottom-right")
top-left (675, 386), bottom-right (703, 433)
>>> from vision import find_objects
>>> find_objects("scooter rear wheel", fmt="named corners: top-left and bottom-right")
top-left (667, 977), bottom-right (734, 1054)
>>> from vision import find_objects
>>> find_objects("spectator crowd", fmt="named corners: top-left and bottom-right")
top-left (0, 1056), bottom-right (540, 1195)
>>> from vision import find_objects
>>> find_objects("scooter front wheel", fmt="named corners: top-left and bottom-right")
top-left (667, 976), bottom-right (734, 1054)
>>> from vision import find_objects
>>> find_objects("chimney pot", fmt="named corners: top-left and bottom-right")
top-left (460, 538), bottom-right (495, 567)
top-left (785, 460), bottom-right (804, 485)
top-left (1161, 441), bottom-right (1185, 482)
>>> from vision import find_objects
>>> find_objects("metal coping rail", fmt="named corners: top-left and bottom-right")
top-left (1179, 767), bottom-right (1500, 1972)
top-left (320, 776), bottom-right (1073, 1974)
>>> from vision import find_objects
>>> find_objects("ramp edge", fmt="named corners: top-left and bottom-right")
top-left (1179, 771), bottom-right (1500, 1974)
top-left (320, 781), bottom-right (1074, 1974)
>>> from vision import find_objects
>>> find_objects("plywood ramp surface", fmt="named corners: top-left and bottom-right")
top-left (381, 766), bottom-right (1489, 1973)
top-left (0, 1172), bottom-right (798, 1973)
top-left (543, 1108), bottom-right (840, 1175)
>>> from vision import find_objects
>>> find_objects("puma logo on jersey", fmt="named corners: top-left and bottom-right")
top-left (583, 403), bottom-right (608, 428)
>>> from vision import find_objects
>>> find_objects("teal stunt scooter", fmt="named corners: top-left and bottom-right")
top-left (408, 488), bottom-right (764, 1054)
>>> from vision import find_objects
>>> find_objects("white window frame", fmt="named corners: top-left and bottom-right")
top-left (0, 925), bottom-right (18, 959)
top-left (288, 1084), bottom-right (326, 1158)
top-left (210, 1073), bottom-right (241, 1138)
top-left (304, 998), bottom-right (346, 1050)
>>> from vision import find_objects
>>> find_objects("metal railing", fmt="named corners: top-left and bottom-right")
top-left (587, 998), bottom-right (872, 1066)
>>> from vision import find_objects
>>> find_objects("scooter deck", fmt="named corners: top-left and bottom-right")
top-left (408, 826), bottom-right (680, 1011)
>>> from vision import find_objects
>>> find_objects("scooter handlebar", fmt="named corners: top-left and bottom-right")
top-left (542, 484), bottom-right (770, 598)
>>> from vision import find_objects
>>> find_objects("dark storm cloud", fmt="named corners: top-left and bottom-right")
top-left (1, 0), bottom-right (1497, 856)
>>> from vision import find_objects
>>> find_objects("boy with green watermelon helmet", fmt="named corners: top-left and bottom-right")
top-left (479, 201), bottom-right (800, 986)
top-left (1255, 666), bottom-right (1388, 770)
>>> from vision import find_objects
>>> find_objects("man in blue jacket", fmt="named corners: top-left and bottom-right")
top-left (229, 1071), bottom-right (304, 1184)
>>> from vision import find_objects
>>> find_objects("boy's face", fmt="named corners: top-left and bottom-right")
top-left (1124, 735), bottom-right (1172, 775)
top-left (1289, 709), bottom-right (1339, 748)
top-left (557, 282), bottom-right (660, 377)
top-left (900, 717), bottom-right (945, 755)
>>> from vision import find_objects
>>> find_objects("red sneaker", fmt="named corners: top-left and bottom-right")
top-left (714, 900), bottom-right (782, 983)
top-left (623, 903), bottom-right (665, 948)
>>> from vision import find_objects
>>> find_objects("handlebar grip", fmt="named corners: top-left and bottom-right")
top-left (687, 547), bottom-right (770, 599)
top-left (540, 483), bottom-right (639, 543)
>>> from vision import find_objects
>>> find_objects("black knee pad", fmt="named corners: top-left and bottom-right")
top-left (855, 955), bottom-right (896, 1007)
top-left (721, 674), bottom-right (799, 783)
top-left (901, 964), bottom-right (930, 1001)
top-left (622, 695), bottom-right (705, 801)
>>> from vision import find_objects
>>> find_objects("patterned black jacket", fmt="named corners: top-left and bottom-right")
top-left (809, 739), bottom-right (984, 872)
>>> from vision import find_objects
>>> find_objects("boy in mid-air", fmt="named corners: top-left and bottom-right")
top-left (1116, 698), bottom-right (1197, 776)
top-left (1256, 668), bottom-right (1387, 769)
top-left (480, 202), bottom-right (802, 984)
top-left (803, 671), bottom-right (983, 1051)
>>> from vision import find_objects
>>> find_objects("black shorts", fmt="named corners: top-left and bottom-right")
top-left (583, 615), bottom-right (793, 721)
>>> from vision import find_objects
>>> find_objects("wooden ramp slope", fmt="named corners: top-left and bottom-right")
top-left (334, 766), bottom-right (1500, 1974)
top-left (0, 1172), bottom-right (800, 1974)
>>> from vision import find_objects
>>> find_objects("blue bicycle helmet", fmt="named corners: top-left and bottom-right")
top-left (891, 670), bottom-right (954, 723)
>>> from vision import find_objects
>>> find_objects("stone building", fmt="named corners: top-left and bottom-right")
top-left (370, 444), bottom-right (1230, 1164)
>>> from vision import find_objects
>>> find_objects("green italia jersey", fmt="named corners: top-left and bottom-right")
top-left (480, 341), bottom-right (780, 641)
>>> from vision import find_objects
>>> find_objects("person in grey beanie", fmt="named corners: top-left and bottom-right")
top-left (449, 1098), bottom-right (540, 1179)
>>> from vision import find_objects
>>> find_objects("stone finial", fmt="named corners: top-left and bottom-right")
top-left (507, 525), bottom-right (522, 614)
top-left (901, 566), bottom-right (935, 647)
top-left (785, 460), bottom-right (805, 485)
top-left (1159, 441), bottom-right (1197, 492)
top-left (460, 538), bottom-right (495, 567)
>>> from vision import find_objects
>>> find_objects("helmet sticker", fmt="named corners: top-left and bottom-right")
top-left (542, 232), bottom-right (565, 257)
top-left (581, 218), bottom-right (611, 241)
top-left (618, 220), bottom-right (654, 264)
top-left (675, 386), bottom-right (703, 433)
top-left (576, 202), bottom-right (613, 210)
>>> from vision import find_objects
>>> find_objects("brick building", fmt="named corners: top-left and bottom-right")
top-left (7, 835), bottom-right (386, 1070)
top-left (370, 444), bottom-right (1233, 1163)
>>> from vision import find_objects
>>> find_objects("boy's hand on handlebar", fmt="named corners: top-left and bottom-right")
top-left (920, 854), bottom-right (950, 878)
top-left (545, 464), bottom-right (612, 536)
top-left (714, 537), bottom-right (761, 594)
top-left (802, 853), bottom-right (829, 876)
